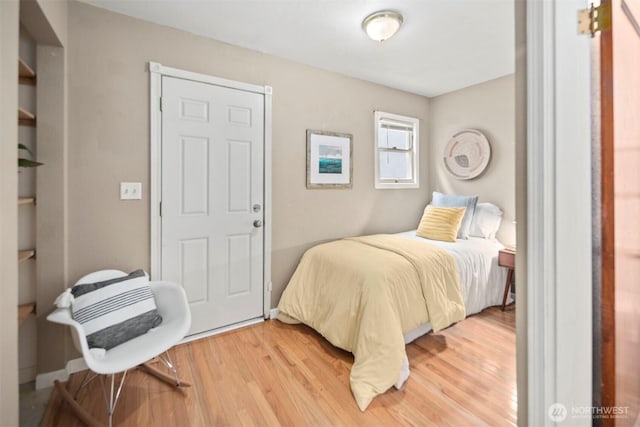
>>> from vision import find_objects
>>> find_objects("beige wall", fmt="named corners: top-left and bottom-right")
top-left (0, 0), bottom-right (20, 423)
top-left (66, 1), bottom-right (431, 311)
top-left (428, 74), bottom-right (516, 246)
top-left (36, 44), bottom-right (69, 373)
top-left (20, 0), bottom-right (67, 47)
top-left (34, 0), bottom-right (67, 45)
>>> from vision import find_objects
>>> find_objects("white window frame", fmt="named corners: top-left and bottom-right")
top-left (374, 111), bottom-right (419, 189)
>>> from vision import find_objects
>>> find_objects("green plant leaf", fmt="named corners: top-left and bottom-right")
top-left (18, 158), bottom-right (44, 168)
top-left (17, 143), bottom-right (43, 168)
top-left (18, 143), bottom-right (34, 156)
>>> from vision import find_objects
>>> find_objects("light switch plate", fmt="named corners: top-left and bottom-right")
top-left (120, 182), bottom-right (142, 200)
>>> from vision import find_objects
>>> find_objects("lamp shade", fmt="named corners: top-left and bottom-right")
top-left (362, 10), bottom-right (403, 42)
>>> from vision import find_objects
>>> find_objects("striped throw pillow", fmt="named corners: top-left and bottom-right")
top-left (71, 270), bottom-right (163, 350)
top-left (416, 205), bottom-right (467, 242)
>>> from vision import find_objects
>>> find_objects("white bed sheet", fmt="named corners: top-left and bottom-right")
top-left (392, 231), bottom-right (511, 389)
top-left (394, 230), bottom-right (510, 344)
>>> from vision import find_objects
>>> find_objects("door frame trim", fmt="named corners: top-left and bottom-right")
top-left (526, 0), bottom-right (593, 424)
top-left (148, 62), bottom-right (273, 318)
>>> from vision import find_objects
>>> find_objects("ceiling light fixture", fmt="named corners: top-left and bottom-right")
top-left (362, 10), bottom-right (404, 42)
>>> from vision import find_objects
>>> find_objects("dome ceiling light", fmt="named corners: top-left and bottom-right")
top-left (362, 10), bottom-right (404, 42)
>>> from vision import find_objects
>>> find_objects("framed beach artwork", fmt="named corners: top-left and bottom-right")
top-left (306, 130), bottom-right (353, 189)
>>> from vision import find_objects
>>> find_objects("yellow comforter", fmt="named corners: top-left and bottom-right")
top-left (277, 234), bottom-right (465, 410)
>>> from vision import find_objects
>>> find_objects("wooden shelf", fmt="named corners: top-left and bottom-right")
top-left (18, 249), bottom-right (35, 263)
top-left (18, 197), bottom-right (35, 206)
top-left (18, 58), bottom-right (36, 86)
top-left (18, 302), bottom-right (36, 326)
top-left (18, 107), bottom-right (36, 127)
top-left (18, 107), bottom-right (35, 120)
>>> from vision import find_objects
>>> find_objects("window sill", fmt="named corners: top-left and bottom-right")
top-left (375, 182), bottom-right (419, 190)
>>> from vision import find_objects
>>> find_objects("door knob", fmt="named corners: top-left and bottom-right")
top-left (253, 220), bottom-right (263, 228)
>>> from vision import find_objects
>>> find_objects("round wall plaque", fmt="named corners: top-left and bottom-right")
top-left (443, 129), bottom-right (491, 180)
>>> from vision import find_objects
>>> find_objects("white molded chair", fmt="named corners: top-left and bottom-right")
top-left (47, 270), bottom-right (191, 427)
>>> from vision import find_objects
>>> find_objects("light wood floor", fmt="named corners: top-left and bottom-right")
top-left (41, 306), bottom-right (516, 426)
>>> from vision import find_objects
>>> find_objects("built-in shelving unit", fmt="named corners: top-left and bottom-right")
top-left (18, 56), bottom-right (37, 331)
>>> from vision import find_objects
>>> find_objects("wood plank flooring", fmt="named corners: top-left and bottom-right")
top-left (41, 306), bottom-right (516, 426)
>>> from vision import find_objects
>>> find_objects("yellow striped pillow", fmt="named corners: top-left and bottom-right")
top-left (416, 205), bottom-right (467, 242)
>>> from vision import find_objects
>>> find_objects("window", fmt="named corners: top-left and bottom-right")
top-left (374, 111), bottom-right (419, 189)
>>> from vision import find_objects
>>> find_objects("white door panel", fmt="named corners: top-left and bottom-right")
top-left (161, 76), bottom-right (264, 335)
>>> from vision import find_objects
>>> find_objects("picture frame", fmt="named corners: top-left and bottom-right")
top-left (306, 130), bottom-right (353, 189)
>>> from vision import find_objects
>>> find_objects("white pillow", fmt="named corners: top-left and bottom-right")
top-left (469, 202), bottom-right (503, 239)
top-left (71, 270), bottom-right (162, 350)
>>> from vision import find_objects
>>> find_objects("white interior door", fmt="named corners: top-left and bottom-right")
top-left (161, 76), bottom-right (264, 335)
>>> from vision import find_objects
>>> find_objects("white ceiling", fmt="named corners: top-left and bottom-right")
top-left (82, 0), bottom-right (515, 97)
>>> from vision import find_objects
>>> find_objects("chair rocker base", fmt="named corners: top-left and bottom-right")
top-left (55, 361), bottom-right (190, 427)
top-left (54, 380), bottom-right (102, 427)
top-left (138, 362), bottom-right (192, 389)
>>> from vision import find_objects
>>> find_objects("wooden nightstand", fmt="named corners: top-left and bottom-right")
top-left (498, 248), bottom-right (516, 310)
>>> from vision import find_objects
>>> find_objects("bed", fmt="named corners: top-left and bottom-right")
top-left (277, 199), bottom-right (509, 410)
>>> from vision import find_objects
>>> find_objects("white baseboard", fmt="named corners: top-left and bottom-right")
top-left (35, 357), bottom-right (87, 390)
top-left (66, 357), bottom-right (88, 374)
top-left (35, 369), bottom-right (67, 390)
top-left (33, 312), bottom-right (281, 390)
top-left (179, 316), bottom-right (264, 345)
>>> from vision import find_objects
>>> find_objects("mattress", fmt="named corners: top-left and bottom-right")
top-left (395, 230), bottom-right (510, 344)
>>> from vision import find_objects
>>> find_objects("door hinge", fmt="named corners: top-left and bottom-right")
top-left (159, 96), bottom-right (163, 112)
top-left (578, 2), bottom-right (611, 37)
top-left (159, 201), bottom-right (162, 217)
